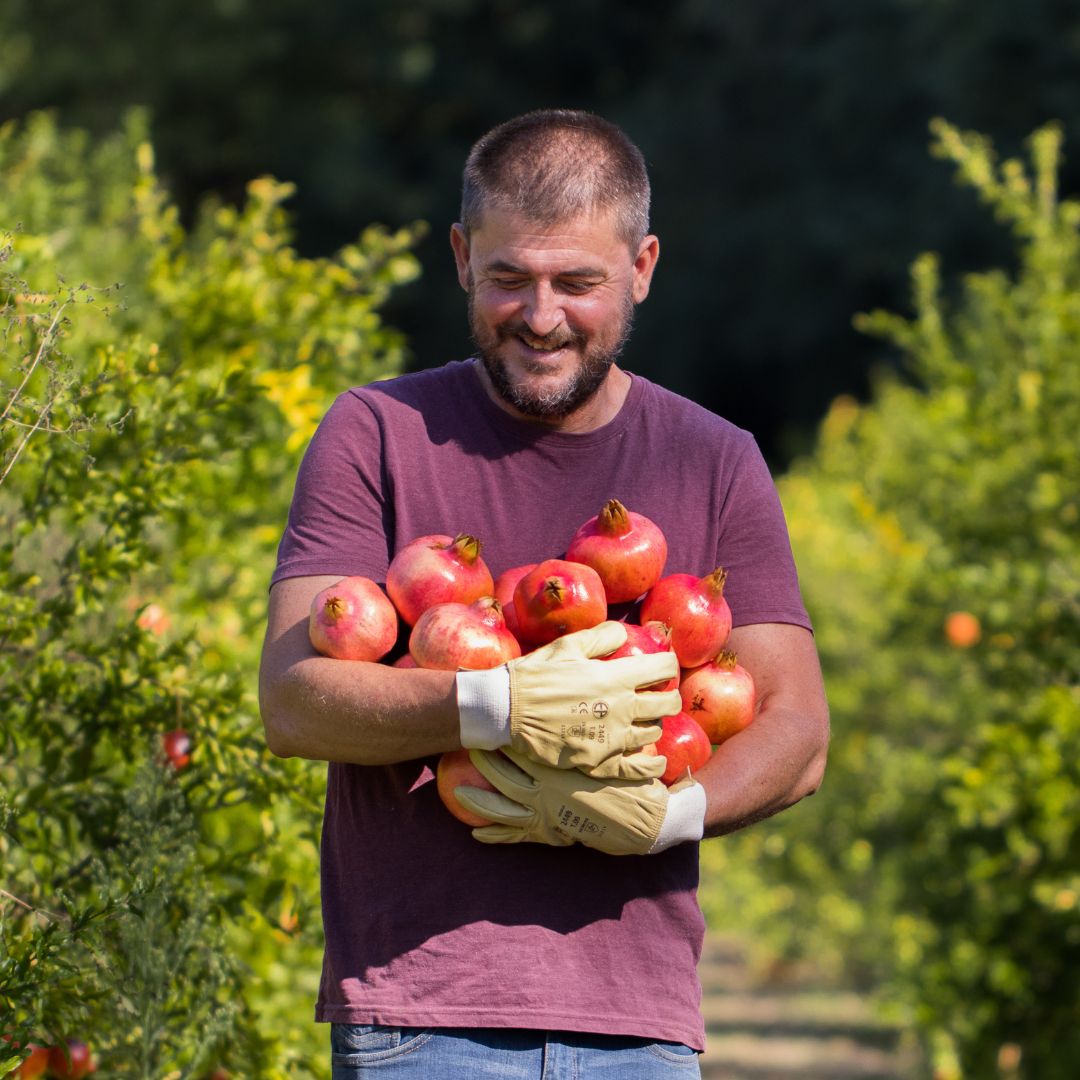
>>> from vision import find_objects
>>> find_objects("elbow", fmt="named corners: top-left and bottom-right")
top-left (801, 712), bottom-right (831, 798)
top-left (258, 670), bottom-right (300, 760)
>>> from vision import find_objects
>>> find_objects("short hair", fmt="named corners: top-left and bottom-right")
top-left (460, 109), bottom-right (651, 249)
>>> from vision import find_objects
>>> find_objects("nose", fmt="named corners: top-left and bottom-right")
top-left (521, 281), bottom-right (565, 337)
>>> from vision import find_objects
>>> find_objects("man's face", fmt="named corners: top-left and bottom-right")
top-left (450, 207), bottom-right (658, 422)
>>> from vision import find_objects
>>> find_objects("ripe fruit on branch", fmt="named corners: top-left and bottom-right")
top-left (387, 534), bottom-right (494, 626)
top-left (437, 748), bottom-right (497, 826)
top-left (3, 1040), bottom-right (49, 1079)
top-left (646, 711), bottom-right (712, 786)
top-left (600, 621), bottom-right (679, 691)
top-left (640, 567), bottom-right (732, 669)
top-left (47, 1041), bottom-right (95, 1079)
top-left (410, 597), bottom-right (522, 670)
top-left (513, 559), bottom-right (607, 647)
top-left (944, 610), bottom-right (981, 648)
top-left (565, 499), bottom-right (668, 603)
top-left (679, 650), bottom-right (756, 745)
top-left (309, 576), bottom-right (398, 661)
top-left (493, 564), bottom-right (536, 646)
top-left (162, 729), bottom-right (192, 770)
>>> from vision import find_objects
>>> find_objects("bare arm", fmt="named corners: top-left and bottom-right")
top-left (696, 622), bottom-right (830, 838)
top-left (258, 575), bottom-right (462, 764)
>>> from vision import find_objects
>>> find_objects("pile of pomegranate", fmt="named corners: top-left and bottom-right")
top-left (308, 499), bottom-right (756, 826)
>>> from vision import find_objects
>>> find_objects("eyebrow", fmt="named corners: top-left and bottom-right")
top-left (483, 259), bottom-right (606, 278)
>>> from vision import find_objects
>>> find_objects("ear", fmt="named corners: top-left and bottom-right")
top-left (630, 235), bottom-right (660, 304)
top-left (450, 223), bottom-right (471, 291)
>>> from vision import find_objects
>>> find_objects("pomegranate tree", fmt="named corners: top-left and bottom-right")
top-left (640, 567), bottom-right (732, 669)
top-left (386, 533), bottom-right (494, 626)
top-left (309, 576), bottom-right (399, 661)
top-left (513, 559), bottom-right (607, 646)
top-left (410, 597), bottom-right (521, 670)
top-left (565, 498), bottom-right (668, 603)
top-left (679, 650), bottom-right (756, 744)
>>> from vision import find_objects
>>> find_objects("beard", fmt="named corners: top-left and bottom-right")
top-left (468, 286), bottom-right (636, 421)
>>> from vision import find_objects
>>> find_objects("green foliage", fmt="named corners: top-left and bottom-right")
top-left (702, 120), bottom-right (1080, 1077)
top-left (0, 112), bottom-right (422, 1076)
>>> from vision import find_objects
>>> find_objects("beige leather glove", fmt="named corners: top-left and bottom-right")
top-left (458, 621), bottom-right (681, 780)
top-left (456, 747), bottom-right (707, 856)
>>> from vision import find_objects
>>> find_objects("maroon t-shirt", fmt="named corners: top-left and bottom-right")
top-left (273, 360), bottom-right (810, 1050)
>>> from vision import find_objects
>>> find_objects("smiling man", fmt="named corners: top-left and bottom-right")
top-left (259, 110), bottom-right (829, 1079)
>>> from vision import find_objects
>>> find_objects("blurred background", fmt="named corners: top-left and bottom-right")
top-left (2, 3), bottom-right (1078, 1079)
top-left (6, 0), bottom-right (1080, 464)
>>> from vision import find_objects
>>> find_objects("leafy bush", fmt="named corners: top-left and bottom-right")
top-left (701, 120), bottom-right (1080, 1078)
top-left (0, 111), bottom-right (422, 1078)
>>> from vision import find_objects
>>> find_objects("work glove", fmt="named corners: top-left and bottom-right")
top-left (456, 621), bottom-right (681, 780)
top-left (455, 747), bottom-right (707, 856)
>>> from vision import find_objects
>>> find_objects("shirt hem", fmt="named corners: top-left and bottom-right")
top-left (314, 1003), bottom-right (705, 1053)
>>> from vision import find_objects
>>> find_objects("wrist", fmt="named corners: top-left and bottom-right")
top-left (456, 666), bottom-right (512, 750)
top-left (648, 781), bottom-right (707, 853)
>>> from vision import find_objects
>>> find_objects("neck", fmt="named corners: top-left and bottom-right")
top-left (474, 362), bottom-right (631, 434)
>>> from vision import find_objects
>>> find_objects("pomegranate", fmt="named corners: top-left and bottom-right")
top-left (386, 533), bottom-right (494, 626)
top-left (944, 610), bottom-right (981, 648)
top-left (679, 650), bottom-right (756, 745)
top-left (309, 576), bottom-right (398, 661)
top-left (601, 621), bottom-right (679, 691)
top-left (565, 498), bottom-right (668, 603)
top-left (640, 567), bottom-right (732, 669)
top-left (493, 563), bottom-right (536, 646)
top-left (391, 653), bottom-right (418, 668)
top-left (410, 597), bottom-right (522, 670)
top-left (10, 1042), bottom-right (49, 1079)
top-left (162, 728), bottom-right (192, 770)
top-left (437, 748), bottom-right (497, 826)
top-left (48, 1041), bottom-right (95, 1079)
top-left (646, 711), bottom-right (713, 786)
top-left (513, 559), bottom-right (608, 647)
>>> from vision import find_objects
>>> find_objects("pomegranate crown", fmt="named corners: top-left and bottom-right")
top-left (714, 649), bottom-right (739, 669)
top-left (702, 566), bottom-right (728, 594)
top-left (597, 498), bottom-right (632, 536)
top-left (445, 533), bottom-right (482, 564)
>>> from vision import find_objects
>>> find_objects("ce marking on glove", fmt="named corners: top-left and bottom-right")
top-left (571, 700), bottom-right (609, 719)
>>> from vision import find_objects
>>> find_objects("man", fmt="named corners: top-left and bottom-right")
top-left (259, 109), bottom-right (829, 1078)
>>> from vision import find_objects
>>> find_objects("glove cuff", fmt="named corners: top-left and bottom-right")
top-left (456, 666), bottom-right (512, 750)
top-left (648, 781), bottom-right (707, 853)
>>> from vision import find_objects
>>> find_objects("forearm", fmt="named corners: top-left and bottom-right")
top-left (260, 653), bottom-right (461, 764)
top-left (259, 574), bottom-right (461, 765)
top-left (697, 699), bottom-right (829, 838)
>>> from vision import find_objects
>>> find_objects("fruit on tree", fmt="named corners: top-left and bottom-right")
top-left (162, 728), bottom-right (193, 770)
top-left (5, 1041), bottom-right (49, 1079)
top-left (679, 650), bottom-right (756, 744)
top-left (309, 576), bottom-right (398, 662)
top-left (565, 499), bottom-right (668, 603)
top-left (47, 1040), bottom-right (94, 1079)
top-left (513, 559), bottom-right (607, 646)
top-left (436, 748), bottom-right (497, 826)
top-left (944, 610), bottom-right (981, 648)
top-left (410, 597), bottom-right (522, 670)
top-left (386, 534), bottom-right (494, 626)
top-left (649, 711), bottom-right (712, 785)
top-left (640, 567), bottom-right (732, 668)
top-left (600, 621), bottom-right (679, 691)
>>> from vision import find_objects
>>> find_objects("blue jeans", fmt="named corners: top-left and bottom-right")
top-left (330, 1024), bottom-right (701, 1078)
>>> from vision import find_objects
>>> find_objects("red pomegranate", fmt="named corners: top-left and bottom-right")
top-left (386, 533), bottom-right (495, 626)
top-left (513, 559), bottom-right (608, 646)
top-left (493, 563), bottom-right (536, 646)
top-left (600, 621), bottom-right (679, 691)
top-left (437, 748), bottom-right (497, 826)
top-left (391, 653), bottom-right (418, 668)
top-left (410, 597), bottom-right (522, 671)
top-left (565, 498), bottom-right (668, 603)
top-left (309, 576), bottom-right (399, 661)
top-left (646, 711), bottom-right (713, 786)
top-left (47, 1041), bottom-right (95, 1079)
top-left (640, 567), bottom-right (732, 669)
top-left (679, 650), bottom-right (756, 745)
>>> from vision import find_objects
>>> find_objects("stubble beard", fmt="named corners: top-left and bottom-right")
top-left (468, 286), bottom-right (636, 421)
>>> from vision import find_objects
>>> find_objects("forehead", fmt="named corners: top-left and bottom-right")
top-left (468, 207), bottom-right (632, 269)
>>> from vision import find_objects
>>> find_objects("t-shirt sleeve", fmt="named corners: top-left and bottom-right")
top-left (717, 435), bottom-right (812, 632)
top-left (271, 391), bottom-right (392, 587)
